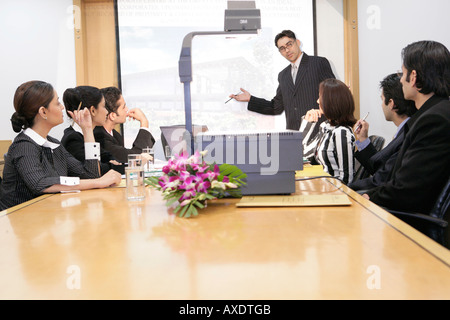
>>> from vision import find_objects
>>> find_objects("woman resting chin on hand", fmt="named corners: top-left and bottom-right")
top-left (299, 79), bottom-right (357, 185)
top-left (0, 80), bottom-right (121, 211)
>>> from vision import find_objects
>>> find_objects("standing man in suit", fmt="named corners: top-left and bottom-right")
top-left (364, 41), bottom-right (450, 214)
top-left (229, 30), bottom-right (335, 131)
top-left (349, 73), bottom-right (416, 191)
top-left (94, 87), bottom-right (155, 166)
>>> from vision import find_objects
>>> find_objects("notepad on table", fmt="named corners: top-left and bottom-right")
top-left (236, 194), bottom-right (352, 207)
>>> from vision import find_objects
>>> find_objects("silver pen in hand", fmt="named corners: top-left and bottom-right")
top-left (225, 91), bottom-right (242, 104)
top-left (355, 112), bottom-right (369, 131)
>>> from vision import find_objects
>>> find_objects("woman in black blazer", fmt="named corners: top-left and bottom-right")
top-left (61, 86), bottom-right (121, 174)
top-left (0, 81), bottom-right (121, 210)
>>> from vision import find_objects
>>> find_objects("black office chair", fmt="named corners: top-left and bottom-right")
top-left (383, 176), bottom-right (450, 247)
top-left (354, 135), bottom-right (386, 181)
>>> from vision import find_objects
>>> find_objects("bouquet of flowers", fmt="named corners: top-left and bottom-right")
top-left (145, 151), bottom-right (247, 218)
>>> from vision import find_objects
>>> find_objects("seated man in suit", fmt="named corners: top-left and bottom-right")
top-left (364, 40), bottom-right (450, 215)
top-left (229, 29), bottom-right (335, 132)
top-left (349, 73), bottom-right (416, 191)
top-left (94, 87), bottom-right (155, 168)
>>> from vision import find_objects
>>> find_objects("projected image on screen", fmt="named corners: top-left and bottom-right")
top-left (117, 0), bottom-right (314, 158)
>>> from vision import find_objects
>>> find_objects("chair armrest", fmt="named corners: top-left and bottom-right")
top-left (384, 208), bottom-right (448, 228)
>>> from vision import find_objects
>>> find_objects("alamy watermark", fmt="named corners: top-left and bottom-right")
top-left (165, 128), bottom-right (297, 175)
top-left (366, 265), bottom-right (381, 290)
top-left (66, 265), bottom-right (81, 290)
top-left (366, 5), bottom-right (381, 30)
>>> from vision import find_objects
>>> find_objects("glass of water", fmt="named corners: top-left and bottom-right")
top-left (126, 154), bottom-right (145, 201)
top-left (142, 147), bottom-right (154, 171)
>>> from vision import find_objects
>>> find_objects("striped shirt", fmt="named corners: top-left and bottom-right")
top-left (300, 118), bottom-right (355, 184)
top-left (0, 130), bottom-right (100, 210)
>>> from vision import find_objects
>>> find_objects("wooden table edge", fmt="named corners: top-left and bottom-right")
top-left (0, 194), bottom-right (55, 218)
top-left (2, 171), bottom-right (449, 268)
top-left (324, 178), bottom-right (450, 267)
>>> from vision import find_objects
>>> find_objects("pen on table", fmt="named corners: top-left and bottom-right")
top-left (225, 91), bottom-right (242, 104)
top-left (355, 112), bottom-right (369, 131)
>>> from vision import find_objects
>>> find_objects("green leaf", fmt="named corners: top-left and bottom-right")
top-left (226, 189), bottom-right (243, 198)
top-left (194, 201), bottom-right (205, 209)
top-left (219, 163), bottom-right (247, 183)
top-left (179, 204), bottom-right (189, 218)
top-left (166, 198), bottom-right (179, 207)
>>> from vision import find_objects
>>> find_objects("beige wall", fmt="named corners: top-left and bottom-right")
top-left (316, 0), bottom-right (345, 82)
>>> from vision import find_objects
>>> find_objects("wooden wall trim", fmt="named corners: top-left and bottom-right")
top-left (73, 0), bottom-right (87, 85)
top-left (343, 0), bottom-right (360, 118)
top-left (73, 0), bottom-right (118, 88)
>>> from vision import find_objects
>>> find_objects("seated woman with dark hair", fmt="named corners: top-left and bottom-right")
top-left (0, 81), bottom-right (121, 210)
top-left (300, 78), bottom-right (357, 184)
top-left (94, 86), bottom-right (155, 165)
top-left (61, 86), bottom-right (122, 174)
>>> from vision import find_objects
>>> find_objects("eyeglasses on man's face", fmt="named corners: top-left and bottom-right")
top-left (278, 40), bottom-right (294, 53)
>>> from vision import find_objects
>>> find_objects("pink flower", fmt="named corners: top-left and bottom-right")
top-left (196, 179), bottom-right (211, 193)
top-left (191, 163), bottom-right (209, 173)
top-left (187, 151), bottom-right (202, 164)
top-left (204, 164), bottom-right (220, 181)
top-left (179, 170), bottom-right (191, 181)
top-left (159, 176), bottom-right (180, 191)
top-left (163, 158), bottom-right (181, 173)
top-left (180, 176), bottom-right (196, 190)
top-left (180, 199), bottom-right (193, 207)
top-left (162, 165), bottom-right (170, 174)
top-left (179, 189), bottom-right (196, 202)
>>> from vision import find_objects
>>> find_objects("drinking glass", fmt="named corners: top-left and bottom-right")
top-left (126, 154), bottom-right (145, 201)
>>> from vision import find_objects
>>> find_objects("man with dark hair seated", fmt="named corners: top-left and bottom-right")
top-left (364, 41), bottom-right (450, 215)
top-left (350, 73), bottom-right (416, 191)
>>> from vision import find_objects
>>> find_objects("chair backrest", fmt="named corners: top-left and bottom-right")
top-left (370, 135), bottom-right (385, 152)
top-left (353, 135), bottom-right (386, 181)
top-left (430, 176), bottom-right (450, 220)
top-left (0, 140), bottom-right (12, 180)
top-left (384, 175), bottom-right (450, 247)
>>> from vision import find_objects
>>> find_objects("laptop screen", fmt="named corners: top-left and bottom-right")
top-left (160, 124), bottom-right (208, 158)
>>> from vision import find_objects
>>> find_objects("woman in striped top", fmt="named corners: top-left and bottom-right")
top-left (0, 81), bottom-right (121, 210)
top-left (300, 79), bottom-right (357, 184)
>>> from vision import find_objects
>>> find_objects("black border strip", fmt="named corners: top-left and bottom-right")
top-left (312, 0), bottom-right (317, 56)
top-left (114, 0), bottom-right (122, 91)
top-left (113, 0), bottom-right (124, 135)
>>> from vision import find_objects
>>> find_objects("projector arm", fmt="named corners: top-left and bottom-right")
top-left (178, 30), bottom-right (258, 155)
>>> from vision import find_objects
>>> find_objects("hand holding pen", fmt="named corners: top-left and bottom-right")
top-left (354, 112), bottom-right (369, 133)
top-left (226, 88), bottom-right (251, 103)
top-left (354, 112), bottom-right (370, 142)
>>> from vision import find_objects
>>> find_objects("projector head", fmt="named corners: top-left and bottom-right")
top-left (224, 0), bottom-right (261, 32)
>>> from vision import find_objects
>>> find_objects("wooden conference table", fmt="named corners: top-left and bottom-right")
top-left (0, 166), bottom-right (449, 300)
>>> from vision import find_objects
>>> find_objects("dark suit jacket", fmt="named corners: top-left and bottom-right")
top-left (349, 125), bottom-right (407, 191)
top-left (247, 53), bottom-right (335, 130)
top-left (93, 126), bottom-right (155, 164)
top-left (366, 96), bottom-right (450, 213)
top-left (0, 133), bottom-right (99, 210)
top-left (61, 126), bottom-right (117, 175)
